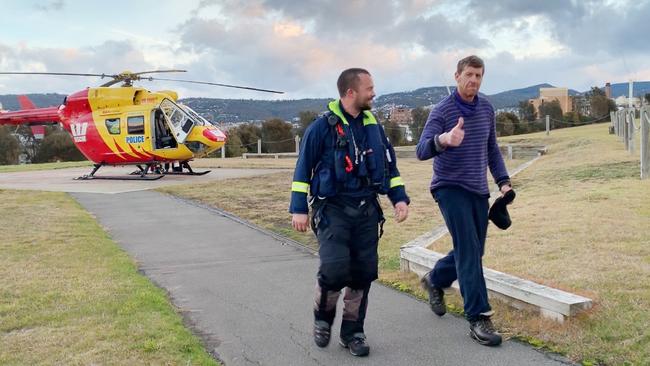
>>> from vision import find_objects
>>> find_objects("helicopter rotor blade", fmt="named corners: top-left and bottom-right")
top-left (132, 69), bottom-right (187, 76)
top-left (148, 77), bottom-right (284, 94)
top-left (0, 71), bottom-right (116, 78)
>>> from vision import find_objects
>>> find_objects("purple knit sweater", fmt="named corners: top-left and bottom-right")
top-left (416, 91), bottom-right (509, 196)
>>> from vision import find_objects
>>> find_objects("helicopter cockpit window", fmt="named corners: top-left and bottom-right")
top-left (159, 98), bottom-right (196, 143)
top-left (127, 116), bottom-right (145, 134)
top-left (105, 118), bottom-right (120, 135)
top-left (180, 105), bottom-right (213, 127)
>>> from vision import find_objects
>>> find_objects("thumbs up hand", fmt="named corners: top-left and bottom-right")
top-left (439, 117), bottom-right (465, 147)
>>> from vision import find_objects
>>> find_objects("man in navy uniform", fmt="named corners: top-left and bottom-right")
top-left (290, 68), bottom-right (409, 357)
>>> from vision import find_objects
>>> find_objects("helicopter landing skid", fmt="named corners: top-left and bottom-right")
top-left (76, 174), bottom-right (164, 181)
top-left (163, 170), bottom-right (211, 176)
top-left (161, 161), bottom-right (211, 176)
top-left (75, 163), bottom-right (164, 180)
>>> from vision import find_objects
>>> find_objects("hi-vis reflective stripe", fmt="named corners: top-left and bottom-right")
top-left (291, 181), bottom-right (309, 193)
top-left (328, 100), bottom-right (377, 126)
top-left (389, 176), bottom-right (404, 188)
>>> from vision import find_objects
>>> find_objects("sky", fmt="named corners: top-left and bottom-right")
top-left (0, 0), bottom-right (649, 100)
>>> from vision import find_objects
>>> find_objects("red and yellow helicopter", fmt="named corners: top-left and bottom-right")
top-left (0, 70), bottom-right (283, 179)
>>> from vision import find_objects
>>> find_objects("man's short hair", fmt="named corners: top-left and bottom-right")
top-left (337, 68), bottom-right (371, 97)
top-left (456, 55), bottom-right (485, 75)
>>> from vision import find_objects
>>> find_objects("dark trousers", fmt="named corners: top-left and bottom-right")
top-left (312, 197), bottom-right (381, 340)
top-left (429, 186), bottom-right (491, 322)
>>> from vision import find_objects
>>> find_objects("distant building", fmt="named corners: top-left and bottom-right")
top-left (529, 87), bottom-right (574, 116)
top-left (389, 106), bottom-right (412, 124)
top-left (571, 95), bottom-right (591, 116)
top-left (614, 95), bottom-right (641, 108)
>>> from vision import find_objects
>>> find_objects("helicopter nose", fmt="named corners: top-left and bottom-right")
top-left (203, 128), bottom-right (226, 142)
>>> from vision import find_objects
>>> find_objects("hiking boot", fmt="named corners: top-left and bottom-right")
top-left (339, 333), bottom-right (370, 357)
top-left (313, 320), bottom-right (331, 347)
top-left (469, 315), bottom-right (502, 346)
top-left (421, 273), bottom-right (446, 316)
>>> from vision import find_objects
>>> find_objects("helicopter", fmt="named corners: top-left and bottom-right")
top-left (0, 70), bottom-right (283, 180)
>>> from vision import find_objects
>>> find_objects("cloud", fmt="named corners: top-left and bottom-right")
top-left (0, 41), bottom-right (156, 94)
top-left (467, 0), bottom-right (650, 56)
top-left (34, 0), bottom-right (65, 12)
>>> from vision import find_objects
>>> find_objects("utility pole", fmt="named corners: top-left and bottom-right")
top-left (629, 80), bottom-right (634, 108)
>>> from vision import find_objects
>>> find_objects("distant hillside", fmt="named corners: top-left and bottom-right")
top-left (2, 81), bottom-right (648, 122)
top-left (608, 81), bottom-right (650, 98)
top-left (0, 93), bottom-right (65, 110)
top-left (374, 86), bottom-right (452, 108)
top-left (181, 97), bottom-right (331, 122)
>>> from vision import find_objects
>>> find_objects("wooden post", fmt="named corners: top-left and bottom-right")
top-left (221, 146), bottom-right (225, 159)
top-left (295, 135), bottom-right (300, 154)
top-left (610, 111), bottom-right (616, 134)
top-left (624, 110), bottom-right (630, 151)
top-left (546, 115), bottom-right (550, 135)
top-left (257, 139), bottom-right (262, 155)
top-left (642, 107), bottom-right (649, 179)
top-left (507, 145), bottom-right (513, 160)
top-left (628, 109), bottom-right (635, 154)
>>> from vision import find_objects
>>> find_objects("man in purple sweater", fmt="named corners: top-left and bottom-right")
top-left (416, 55), bottom-right (512, 347)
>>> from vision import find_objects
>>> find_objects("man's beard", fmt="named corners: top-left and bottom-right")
top-left (358, 98), bottom-right (372, 111)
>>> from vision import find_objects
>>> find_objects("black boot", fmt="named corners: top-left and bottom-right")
top-left (339, 333), bottom-right (370, 357)
top-left (469, 315), bottom-right (502, 346)
top-left (313, 320), bottom-right (331, 347)
top-left (421, 273), bottom-right (446, 316)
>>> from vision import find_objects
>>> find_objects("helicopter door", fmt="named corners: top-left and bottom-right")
top-left (152, 109), bottom-right (178, 149)
top-left (159, 99), bottom-right (194, 143)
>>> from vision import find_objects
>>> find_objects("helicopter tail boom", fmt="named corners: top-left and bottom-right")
top-left (0, 106), bottom-right (61, 125)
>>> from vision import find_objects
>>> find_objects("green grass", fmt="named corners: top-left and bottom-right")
top-left (161, 122), bottom-right (650, 365)
top-left (0, 160), bottom-right (91, 173)
top-left (0, 190), bottom-right (218, 365)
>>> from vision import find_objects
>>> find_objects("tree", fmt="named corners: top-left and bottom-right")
top-left (223, 127), bottom-right (244, 157)
top-left (518, 100), bottom-right (536, 122)
top-left (384, 119), bottom-right (404, 146)
top-left (0, 126), bottom-right (20, 165)
top-left (237, 123), bottom-right (262, 153)
top-left (563, 111), bottom-right (582, 125)
top-left (495, 112), bottom-right (518, 136)
top-left (588, 86), bottom-right (617, 118)
top-left (261, 118), bottom-right (294, 153)
top-left (14, 125), bottom-right (41, 162)
top-left (33, 128), bottom-right (85, 163)
top-left (410, 107), bottom-right (430, 144)
top-left (538, 100), bottom-right (563, 122)
top-left (645, 93), bottom-right (650, 105)
top-left (297, 110), bottom-right (318, 137)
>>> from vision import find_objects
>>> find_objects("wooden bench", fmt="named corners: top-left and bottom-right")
top-left (242, 152), bottom-right (298, 159)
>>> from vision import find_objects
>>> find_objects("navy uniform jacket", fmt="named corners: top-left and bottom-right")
top-left (290, 100), bottom-right (409, 214)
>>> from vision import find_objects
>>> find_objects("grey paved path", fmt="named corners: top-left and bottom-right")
top-left (72, 190), bottom-right (572, 366)
top-left (0, 166), bottom-right (286, 193)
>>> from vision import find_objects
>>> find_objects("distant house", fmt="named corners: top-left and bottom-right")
top-left (389, 106), bottom-right (412, 124)
top-left (528, 87), bottom-right (574, 116)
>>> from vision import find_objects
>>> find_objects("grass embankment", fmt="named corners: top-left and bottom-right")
top-left (162, 123), bottom-right (649, 365)
top-left (0, 190), bottom-right (218, 365)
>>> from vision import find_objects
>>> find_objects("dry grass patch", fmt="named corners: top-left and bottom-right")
top-left (0, 190), bottom-right (218, 365)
